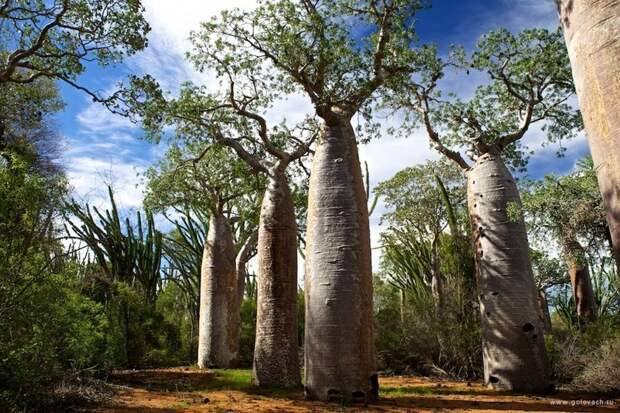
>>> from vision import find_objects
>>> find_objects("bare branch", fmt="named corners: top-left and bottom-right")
top-left (496, 98), bottom-right (535, 150)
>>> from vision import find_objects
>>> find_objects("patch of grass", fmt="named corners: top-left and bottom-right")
top-left (208, 369), bottom-right (253, 391)
top-left (211, 369), bottom-right (303, 399)
top-left (381, 386), bottom-right (439, 397)
top-left (111, 368), bottom-right (303, 401)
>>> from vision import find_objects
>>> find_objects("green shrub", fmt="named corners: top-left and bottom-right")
top-left (374, 275), bottom-right (482, 379)
top-left (238, 297), bottom-right (258, 367)
top-left (0, 268), bottom-right (109, 411)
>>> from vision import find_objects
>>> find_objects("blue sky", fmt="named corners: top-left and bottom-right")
top-left (55, 0), bottom-right (590, 266)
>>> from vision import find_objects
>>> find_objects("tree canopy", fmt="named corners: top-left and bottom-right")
top-left (0, 0), bottom-right (149, 96)
top-left (189, 0), bottom-right (426, 124)
top-left (386, 28), bottom-right (582, 170)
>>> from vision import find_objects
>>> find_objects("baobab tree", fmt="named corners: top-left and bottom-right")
top-left (138, 71), bottom-right (315, 385)
top-left (523, 157), bottom-right (609, 323)
top-left (530, 250), bottom-right (567, 332)
top-left (144, 143), bottom-right (261, 368)
top-left (556, 0), bottom-right (620, 273)
top-left (191, 0), bottom-right (426, 400)
top-left (386, 28), bottom-right (582, 391)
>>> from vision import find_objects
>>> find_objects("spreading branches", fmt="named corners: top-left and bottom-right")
top-left (189, 0), bottom-right (426, 122)
top-left (0, 0), bottom-right (150, 112)
top-left (132, 67), bottom-right (318, 180)
top-left (385, 28), bottom-right (581, 170)
top-left (418, 92), bottom-right (470, 171)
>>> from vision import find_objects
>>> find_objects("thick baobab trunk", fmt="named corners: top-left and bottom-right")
top-left (537, 290), bottom-right (552, 333)
top-left (564, 238), bottom-right (597, 322)
top-left (468, 152), bottom-right (550, 392)
top-left (197, 212), bottom-right (237, 369)
top-left (305, 118), bottom-right (376, 402)
top-left (253, 171), bottom-right (300, 387)
top-left (229, 231), bottom-right (258, 366)
top-left (557, 0), bottom-right (620, 272)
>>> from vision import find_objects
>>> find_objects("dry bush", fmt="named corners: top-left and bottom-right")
top-left (547, 316), bottom-right (620, 393)
top-left (50, 377), bottom-right (117, 412)
top-left (571, 335), bottom-right (620, 394)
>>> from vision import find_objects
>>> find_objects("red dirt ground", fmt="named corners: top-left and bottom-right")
top-left (89, 368), bottom-right (619, 412)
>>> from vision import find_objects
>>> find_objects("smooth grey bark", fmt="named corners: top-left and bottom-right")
top-left (252, 171), bottom-right (300, 387)
top-left (304, 118), bottom-right (376, 402)
top-left (564, 238), bottom-right (597, 323)
top-left (197, 212), bottom-right (237, 368)
top-left (468, 152), bottom-right (550, 392)
top-left (229, 230), bottom-right (258, 365)
top-left (557, 0), bottom-right (620, 273)
top-left (538, 290), bottom-right (552, 333)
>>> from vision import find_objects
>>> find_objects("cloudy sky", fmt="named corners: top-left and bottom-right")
top-left (56, 0), bottom-right (591, 271)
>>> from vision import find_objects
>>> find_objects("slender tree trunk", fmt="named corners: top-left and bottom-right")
top-left (430, 237), bottom-right (445, 309)
top-left (468, 152), bottom-right (550, 392)
top-left (197, 212), bottom-right (237, 368)
top-left (304, 118), bottom-right (376, 402)
top-left (537, 290), bottom-right (552, 333)
top-left (189, 309), bottom-right (198, 361)
top-left (123, 300), bottom-right (131, 367)
top-left (230, 231), bottom-right (258, 366)
top-left (253, 171), bottom-right (300, 387)
top-left (563, 238), bottom-right (598, 322)
top-left (431, 272), bottom-right (444, 310)
top-left (236, 231), bottom-right (258, 307)
top-left (557, 0), bottom-right (620, 272)
top-left (399, 289), bottom-right (406, 326)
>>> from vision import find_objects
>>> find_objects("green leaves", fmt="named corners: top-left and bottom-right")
top-left (144, 141), bottom-right (263, 225)
top-left (189, 0), bottom-right (426, 119)
top-left (386, 27), bottom-right (582, 170)
top-left (522, 156), bottom-right (607, 247)
top-left (376, 160), bottom-right (474, 293)
top-left (0, 0), bottom-right (150, 84)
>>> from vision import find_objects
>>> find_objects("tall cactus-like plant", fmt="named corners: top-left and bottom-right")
top-left (65, 186), bottom-right (163, 305)
top-left (364, 161), bottom-right (380, 216)
top-left (132, 210), bottom-right (163, 305)
top-left (382, 230), bottom-right (434, 304)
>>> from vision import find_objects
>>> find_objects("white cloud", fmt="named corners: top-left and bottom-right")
top-left (76, 100), bottom-right (137, 134)
top-left (66, 155), bottom-right (147, 210)
top-left (499, 0), bottom-right (559, 31)
top-left (142, 0), bottom-right (257, 51)
top-left (66, 95), bottom-right (151, 209)
top-left (129, 0), bottom-right (259, 92)
top-left (360, 129), bottom-right (439, 270)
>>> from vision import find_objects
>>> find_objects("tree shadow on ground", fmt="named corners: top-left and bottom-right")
top-left (381, 385), bottom-right (514, 397)
top-left (108, 368), bottom-right (304, 399)
top-left (103, 368), bottom-right (618, 413)
top-left (381, 396), bottom-right (616, 412)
